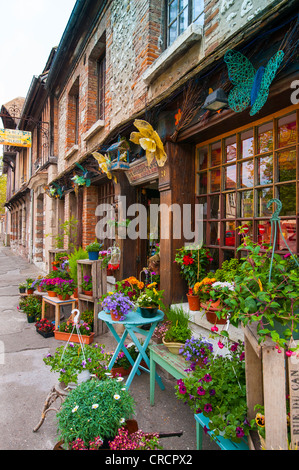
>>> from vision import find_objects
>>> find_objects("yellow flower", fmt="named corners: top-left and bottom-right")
top-left (130, 120), bottom-right (167, 167)
top-left (147, 282), bottom-right (157, 289)
top-left (258, 279), bottom-right (263, 291)
top-left (255, 413), bottom-right (265, 427)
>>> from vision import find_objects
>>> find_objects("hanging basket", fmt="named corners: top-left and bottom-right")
top-left (107, 243), bottom-right (121, 268)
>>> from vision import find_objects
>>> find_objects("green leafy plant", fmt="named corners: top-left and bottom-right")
top-left (214, 258), bottom-right (241, 282)
top-left (81, 275), bottom-right (93, 291)
top-left (136, 286), bottom-right (164, 308)
top-left (57, 378), bottom-right (135, 446)
top-left (174, 244), bottom-right (212, 288)
top-left (68, 247), bottom-right (88, 284)
top-left (43, 343), bottom-right (107, 386)
top-left (221, 236), bottom-right (299, 353)
top-left (176, 339), bottom-right (251, 442)
top-left (26, 278), bottom-right (34, 289)
top-left (58, 319), bottom-right (93, 337)
top-left (164, 305), bottom-right (191, 343)
top-left (18, 295), bottom-right (42, 319)
top-left (86, 240), bottom-right (102, 252)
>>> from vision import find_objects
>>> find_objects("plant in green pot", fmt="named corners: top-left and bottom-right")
top-left (68, 247), bottom-right (88, 296)
top-left (86, 240), bottom-right (103, 260)
top-left (221, 236), bottom-right (299, 354)
top-left (56, 377), bottom-right (135, 448)
top-left (135, 285), bottom-right (164, 318)
top-left (162, 305), bottom-right (192, 354)
top-left (19, 282), bottom-right (27, 294)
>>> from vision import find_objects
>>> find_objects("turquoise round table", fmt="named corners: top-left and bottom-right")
top-left (98, 309), bottom-right (165, 390)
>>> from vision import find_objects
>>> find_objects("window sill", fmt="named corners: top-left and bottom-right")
top-left (83, 119), bottom-right (105, 142)
top-left (142, 23), bottom-right (203, 85)
top-left (65, 144), bottom-right (78, 160)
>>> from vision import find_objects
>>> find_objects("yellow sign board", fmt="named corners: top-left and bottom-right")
top-left (0, 128), bottom-right (32, 148)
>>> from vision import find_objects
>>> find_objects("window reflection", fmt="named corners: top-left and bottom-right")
top-left (240, 190), bottom-right (253, 217)
top-left (279, 220), bottom-right (296, 252)
top-left (278, 150), bottom-right (296, 182)
top-left (225, 135), bottom-right (237, 162)
top-left (257, 188), bottom-right (273, 217)
top-left (258, 122), bottom-right (273, 153)
top-left (257, 220), bottom-right (272, 246)
top-left (240, 159), bottom-right (254, 188)
top-left (225, 165), bottom-right (236, 190)
top-left (211, 141), bottom-right (221, 166)
top-left (224, 193), bottom-right (236, 219)
top-left (278, 114), bottom-right (296, 148)
top-left (241, 129), bottom-right (254, 158)
top-left (258, 155), bottom-right (273, 185)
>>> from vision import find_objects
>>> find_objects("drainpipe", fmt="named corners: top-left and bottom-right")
top-left (29, 189), bottom-right (34, 263)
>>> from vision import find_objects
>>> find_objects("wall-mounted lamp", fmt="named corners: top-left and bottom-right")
top-left (203, 88), bottom-right (228, 111)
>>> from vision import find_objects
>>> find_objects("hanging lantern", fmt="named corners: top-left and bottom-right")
top-left (107, 243), bottom-right (121, 270)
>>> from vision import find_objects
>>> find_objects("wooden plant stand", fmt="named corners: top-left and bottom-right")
top-left (244, 323), bottom-right (299, 450)
top-left (77, 259), bottom-right (107, 335)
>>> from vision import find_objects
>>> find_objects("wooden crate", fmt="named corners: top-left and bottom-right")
top-left (77, 259), bottom-right (108, 335)
top-left (244, 323), bottom-right (299, 450)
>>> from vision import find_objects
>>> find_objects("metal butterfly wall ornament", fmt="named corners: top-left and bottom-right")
top-left (224, 49), bottom-right (284, 116)
top-left (72, 163), bottom-right (92, 187)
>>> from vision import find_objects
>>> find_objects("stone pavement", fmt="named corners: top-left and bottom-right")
top-left (0, 245), bottom-right (218, 451)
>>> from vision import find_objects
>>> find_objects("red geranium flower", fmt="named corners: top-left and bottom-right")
top-left (183, 255), bottom-right (194, 265)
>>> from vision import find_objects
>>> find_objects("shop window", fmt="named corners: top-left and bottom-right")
top-left (196, 109), bottom-right (299, 267)
top-left (167, 0), bottom-right (204, 47)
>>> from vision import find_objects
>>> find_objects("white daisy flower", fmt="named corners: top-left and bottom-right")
top-left (114, 394), bottom-right (121, 400)
top-left (72, 405), bottom-right (79, 413)
top-left (92, 403), bottom-right (99, 409)
top-left (116, 376), bottom-right (124, 382)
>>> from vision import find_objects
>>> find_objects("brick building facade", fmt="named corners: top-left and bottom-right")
top-left (2, 0), bottom-right (298, 305)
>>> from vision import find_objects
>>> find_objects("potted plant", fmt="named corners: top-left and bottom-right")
top-left (105, 344), bottom-right (139, 377)
top-left (54, 279), bottom-right (75, 300)
top-left (101, 292), bottom-right (134, 321)
top-left (162, 305), bottom-right (192, 354)
top-left (175, 339), bottom-right (251, 443)
top-left (81, 275), bottom-right (93, 296)
top-left (35, 318), bottom-right (55, 338)
top-left (56, 377), bottom-right (135, 448)
top-left (18, 295), bottom-right (42, 323)
top-left (221, 236), bottom-right (299, 354)
top-left (26, 278), bottom-right (35, 294)
top-left (174, 245), bottom-right (212, 310)
top-left (40, 277), bottom-right (64, 297)
top-left (55, 318), bottom-right (95, 344)
top-left (196, 279), bottom-right (234, 325)
top-left (115, 276), bottom-right (144, 301)
top-left (19, 282), bottom-right (26, 294)
top-left (180, 336), bottom-right (214, 372)
top-left (43, 342), bottom-right (107, 387)
top-left (135, 285), bottom-right (164, 318)
top-left (68, 247), bottom-right (88, 297)
top-left (86, 240), bottom-right (103, 260)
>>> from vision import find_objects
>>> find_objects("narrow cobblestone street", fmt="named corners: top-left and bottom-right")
top-left (0, 245), bottom-right (218, 451)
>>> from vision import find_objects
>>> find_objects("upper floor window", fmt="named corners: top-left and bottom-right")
top-left (167, 0), bottom-right (204, 47)
top-left (97, 54), bottom-right (106, 121)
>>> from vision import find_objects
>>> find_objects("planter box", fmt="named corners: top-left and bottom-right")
top-left (54, 330), bottom-right (95, 344)
top-left (36, 328), bottom-right (54, 338)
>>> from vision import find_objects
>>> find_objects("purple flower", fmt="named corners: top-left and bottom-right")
top-left (204, 404), bottom-right (213, 413)
top-left (203, 374), bottom-right (212, 382)
top-left (236, 426), bottom-right (245, 438)
top-left (197, 386), bottom-right (205, 396)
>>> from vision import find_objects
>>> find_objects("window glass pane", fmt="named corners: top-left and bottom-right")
top-left (239, 221), bottom-right (253, 239)
top-left (279, 220), bottom-right (296, 252)
top-left (224, 221), bottom-right (236, 247)
top-left (224, 193), bottom-right (236, 219)
top-left (210, 195), bottom-right (220, 219)
top-left (169, 0), bottom-right (178, 23)
top-left (168, 20), bottom-right (177, 45)
top-left (258, 122), bottom-right (273, 153)
top-left (193, 0), bottom-right (204, 20)
top-left (198, 197), bottom-right (207, 219)
top-left (210, 222), bottom-right (220, 245)
top-left (225, 135), bottom-right (237, 162)
top-left (225, 164), bottom-right (236, 190)
top-left (257, 187), bottom-right (273, 217)
top-left (240, 190), bottom-right (253, 217)
top-left (223, 250), bottom-right (236, 262)
top-left (241, 129), bottom-right (254, 159)
top-left (278, 114), bottom-right (296, 148)
top-left (210, 169), bottom-right (221, 193)
top-left (278, 149), bottom-right (296, 182)
top-left (179, 0), bottom-right (188, 9)
top-left (240, 159), bottom-right (254, 188)
top-left (257, 220), bottom-right (272, 246)
top-left (197, 146), bottom-right (208, 170)
top-left (198, 172), bottom-right (207, 195)
top-left (277, 183), bottom-right (296, 216)
top-left (258, 155), bottom-right (273, 185)
top-left (179, 7), bottom-right (188, 33)
top-left (211, 141), bottom-right (221, 166)
top-left (208, 248), bottom-right (219, 271)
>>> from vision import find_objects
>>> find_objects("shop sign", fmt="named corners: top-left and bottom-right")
top-left (0, 128), bottom-right (32, 148)
top-left (126, 157), bottom-right (158, 185)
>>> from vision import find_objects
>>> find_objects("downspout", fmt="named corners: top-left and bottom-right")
top-left (28, 147), bottom-right (34, 263)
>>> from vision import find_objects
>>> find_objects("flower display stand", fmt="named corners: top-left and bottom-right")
top-left (244, 323), bottom-right (299, 450)
top-left (77, 259), bottom-right (108, 335)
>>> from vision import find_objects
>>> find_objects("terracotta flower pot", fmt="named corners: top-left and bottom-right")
top-left (110, 310), bottom-right (121, 321)
top-left (202, 300), bottom-right (227, 325)
top-left (84, 290), bottom-right (93, 296)
top-left (27, 289), bottom-right (34, 295)
top-left (58, 294), bottom-right (70, 301)
top-left (47, 291), bottom-right (56, 297)
top-left (54, 330), bottom-right (94, 344)
top-left (187, 293), bottom-right (201, 311)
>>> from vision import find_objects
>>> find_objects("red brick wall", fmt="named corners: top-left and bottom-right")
top-left (82, 185), bottom-right (98, 249)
